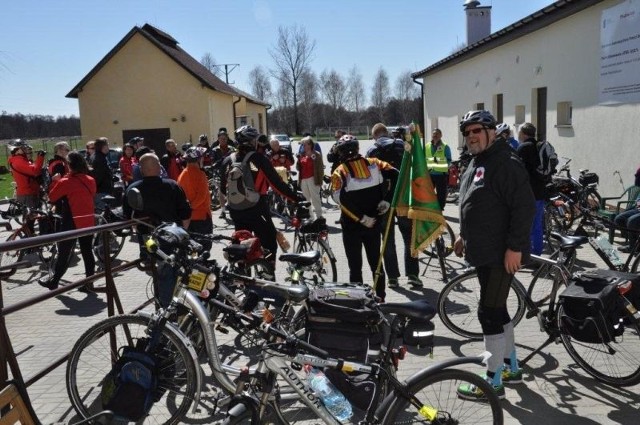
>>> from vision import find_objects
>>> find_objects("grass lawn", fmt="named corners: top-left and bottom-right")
top-left (0, 175), bottom-right (14, 200)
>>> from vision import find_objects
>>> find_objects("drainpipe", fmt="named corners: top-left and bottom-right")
top-left (265, 104), bottom-right (271, 135)
top-left (232, 96), bottom-right (242, 129)
top-left (413, 77), bottom-right (425, 150)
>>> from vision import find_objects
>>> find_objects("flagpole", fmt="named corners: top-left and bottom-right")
top-left (373, 141), bottom-right (412, 292)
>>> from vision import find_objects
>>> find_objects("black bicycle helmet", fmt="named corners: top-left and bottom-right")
top-left (335, 134), bottom-right (359, 159)
top-left (234, 125), bottom-right (260, 146)
top-left (199, 134), bottom-right (208, 143)
top-left (181, 142), bottom-right (193, 152)
top-left (459, 110), bottom-right (497, 132)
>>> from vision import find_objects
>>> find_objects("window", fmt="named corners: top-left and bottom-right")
top-left (557, 101), bottom-right (572, 126)
top-left (493, 94), bottom-right (503, 122)
top-left (475, 102), bottom-right (484, 110)
top-left (515, 105), bottom-right (525, 124)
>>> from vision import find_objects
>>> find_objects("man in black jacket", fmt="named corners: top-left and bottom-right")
top-left (454, 110), bottom-right (535, 401)
top-left (91, 137), bottom-right (114, 210)
top-left (516, 123), bottom-right (546, 255)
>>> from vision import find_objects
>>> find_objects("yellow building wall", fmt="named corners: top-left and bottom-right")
top-left (235, 97), bottom-right (267, 134)
top-left (77, 33), bottom-right (232, 145)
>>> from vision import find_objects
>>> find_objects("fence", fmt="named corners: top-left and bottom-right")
top-left (313, 126), bottom-right (371, 141)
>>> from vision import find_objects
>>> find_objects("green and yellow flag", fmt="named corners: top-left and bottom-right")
top-left (393, 123), bottom-right (445, 257)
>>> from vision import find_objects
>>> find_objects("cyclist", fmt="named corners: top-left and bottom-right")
top-left (367, 123), bottom-right (423, 289)
top-left (119, 143), bottom-right (137, 188)
top-left (454, 110), bottom-right (535, 401)
top-left (496, 123), bottom-right (518, 150)
top-left (160, 139), bottom-right (184, 181)
top-left (211, 132), bottom-right (237, 219)
top-left (47, 141), bottom-right (71, 179)
top-left (177, 147), bottom-right (213, 255)
top-left (268, 138), bottom-right (294, 171)
top-left (331, 134), bottom-right (397, 300)
top-left (296, 136), bottom-right (324, 220)
top-left (220, 125), bottom-right (301, 270)
top-left (91, 137), bottom-right (114, 210)
top-left (8, 141), bottom-right (45, 208)
top-left (38, 152), bottom-right (96, 291)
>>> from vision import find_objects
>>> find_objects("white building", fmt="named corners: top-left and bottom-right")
top-left (413, 0), bottom-right (640, 197)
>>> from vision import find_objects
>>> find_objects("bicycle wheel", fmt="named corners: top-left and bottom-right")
top-left (209, 177), bottom-right (221, 210)
top-left (631, 254), bottom-right (640, 273)
top-left (437, 269), bottom-right (526, 339)
top-left (295, 234), bottom-right (337, 283)
top-left (66, 314), bottom-right (198, 424)
top-left (93, 215), bottom-right (126, 263)
top-left (582, 189), bottom-right (602, 214)
top-left (558, 305), bottom-right (640, 386)
top-left (0, 230), bottom-right (26, 277)
top-left (383, 368), bottom-right (503, 425)
top-left (527, 250), bottom-right (576, 307)
top-left (422, 222), bottom-right (455, 259)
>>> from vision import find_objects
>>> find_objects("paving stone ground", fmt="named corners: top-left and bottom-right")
top-left (2, 142), bottom-right (640, 424)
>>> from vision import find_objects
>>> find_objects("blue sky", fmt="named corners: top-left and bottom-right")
top-left (0, 0), bottom-right (552, 117)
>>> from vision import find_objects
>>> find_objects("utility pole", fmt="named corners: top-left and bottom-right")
top-left (212, 64), bottom-right (239, 84)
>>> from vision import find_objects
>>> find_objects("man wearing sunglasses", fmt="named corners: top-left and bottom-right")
top-left (426, 128), bottom-right (452, 211)
top-left (453, 110), bottom-right (535, 402)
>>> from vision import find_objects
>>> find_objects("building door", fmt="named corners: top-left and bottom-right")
top-left (122, 128), bottom-right (171, 157)
top-left (536, 87), bottom-right (547, 141)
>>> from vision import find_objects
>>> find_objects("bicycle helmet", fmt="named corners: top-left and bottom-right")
top-left (199, 134), bottom-right (208, 143)
top-left (495, 123), bottom-right (510, 136)
top-left (181, 142), bottom-right (193, 152)
top-left (184, 146), bottom-right (204, 162)
top-left (234, 125), bottom-right (260, 147)
top-left (459, 110), bottom-right (497, 132)
top-left (335, 134), bottom-right (359, 159)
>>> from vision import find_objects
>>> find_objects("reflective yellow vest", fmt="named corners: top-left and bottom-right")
top-left (426, 142), bottom-right (449, 174)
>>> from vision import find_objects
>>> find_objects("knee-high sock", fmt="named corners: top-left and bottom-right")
top-left (484, 332), bottom-right (505, 386)
top-left (503, 321), bottom-right (519, 371)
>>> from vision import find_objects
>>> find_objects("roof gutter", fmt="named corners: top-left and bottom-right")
top-left (265, 104), bottom-right (272, 135)
top-left (232, 96), bottom-right (242, 129)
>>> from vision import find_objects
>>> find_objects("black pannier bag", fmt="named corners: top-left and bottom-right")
top-left (578, 172), bottom-right (599, 186)
top-left (558, 269), bottom-right (635, 343)
top-left (305, 284), bottom-right (383, 363)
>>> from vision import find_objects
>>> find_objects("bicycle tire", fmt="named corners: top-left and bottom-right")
top-left (209, 177), bottom-right (221, 210)
top-left (437, 269), bottom-right (526, 339)
top-left (527, 249), bottom-right (576, 307)
top-left (93, 215), bottom-right (126, 263)
top-left (630, 253), bottom-right (640, 273)
top-left (558, 304), bottom-right (640, 386)
top-left (66, 314), bottom-right (198, 425)
top-left (295, 234), bottom-right (338, 283)
top-left (422, 222), bottom-right (455, 259)
top-left (0, 230), bottom-right (26, 277)
top-left (382, 368), bottom-right (503, 425)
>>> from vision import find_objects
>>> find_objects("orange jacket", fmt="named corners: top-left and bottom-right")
top-left (48, 173), bottom-right (97, 229)
top-left (8, 154), bottom-right (45, 196)
top-left (177, 166), bottom-right (211, 221)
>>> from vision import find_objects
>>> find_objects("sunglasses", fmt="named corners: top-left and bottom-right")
top-left (462, 127), bottom-right (486, 137)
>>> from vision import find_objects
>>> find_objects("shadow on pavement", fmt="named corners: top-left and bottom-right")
top-left (55, 293), bottom-right (107, 317)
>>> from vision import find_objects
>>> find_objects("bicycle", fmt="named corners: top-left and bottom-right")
top-left (319, 174), bottom-right (336, 206)
top-left (0, 199), bottom-right (60, 277)
top-left (204, 164), bottom-right (223, 210)
top-left (289, 201), bottom-right (338, 283)
top-left (552, 158), bottom-right (602, 223)
top-left (268, 168), bottom-right (298, 220)
top-left (66, 223), bottom-right (503, 424)
top-left (92, 195), bottom-right (129, 264)
top-left (436, 244), bottom-right (640, 386)
top-left (421, 221), bottom-right (456, 283)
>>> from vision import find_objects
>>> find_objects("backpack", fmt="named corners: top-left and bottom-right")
top-left (371, 140), bottom-right (404, 169)
top-left (226, 152), bottom-right (260, 210)
top-left (101, 345), bottom-right (158, 421)
top-left (535, 140), bottom-right (559, 179)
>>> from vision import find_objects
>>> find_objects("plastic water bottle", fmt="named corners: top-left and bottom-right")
top-left (306, 367), bottom-right (353, 421)
top-left (595, 235), bottom-right (624, 267)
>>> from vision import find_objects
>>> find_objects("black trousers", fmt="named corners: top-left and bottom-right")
top-left (476, 265), bottom-right (513, 335)
top-left (188, 217), bottom-right (214, 255)
top-left (342, 224), bottom-right (386, 299)
top-left (430, 173), bottom-right (448, 211)
top-left (52, 235), bottom-right (95, 284)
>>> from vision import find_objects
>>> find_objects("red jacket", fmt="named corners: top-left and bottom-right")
top-left (8, 154), bottom-right (45, 196)
top-left (48, 173), bottom-right (97, 229)
top-left (119, 156), bottom-right (136, 185)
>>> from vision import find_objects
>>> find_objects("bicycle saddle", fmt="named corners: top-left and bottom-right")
top-left (260, 282), bottom-right (310, 303)
top-left (550, 232), bottom-right (588, 249)
top-left (279, 250), bottom-right (321, 266)
top-left (378, 299), bottom-right (436, 322)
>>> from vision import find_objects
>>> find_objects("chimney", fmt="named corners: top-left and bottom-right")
top-left (464, 0), bottom-right (492, 46)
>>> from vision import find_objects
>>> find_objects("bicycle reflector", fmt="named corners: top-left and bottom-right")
top-left (617, 280), bottom-right (633, 295)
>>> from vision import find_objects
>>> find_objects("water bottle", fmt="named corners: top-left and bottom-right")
top-left (306, 367), bottom-right (353, 421)
top-left (595, 235), bottom-right (624, 267)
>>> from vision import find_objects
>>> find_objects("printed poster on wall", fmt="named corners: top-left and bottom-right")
top-left (599, 0), bottom-right (640, 104)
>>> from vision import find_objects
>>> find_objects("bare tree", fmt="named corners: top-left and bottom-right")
top-left (346, 66), bottom-right (366, 113)
top-left (247, 66), bottom-right (272, 103)
top-left (371, 67), bottom-right (390, 121)
top-left (200, 53), bottom-right (222, 78)
top-left (395, 70), bottom-right (420, 123)
top-left (299, 69), bottom-right (319, 132)
top-left (319, 69), bottom-right (347, 113)
top-left (269, 25), bottom-right (316, 135)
